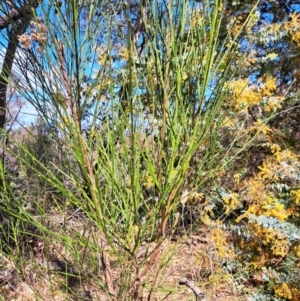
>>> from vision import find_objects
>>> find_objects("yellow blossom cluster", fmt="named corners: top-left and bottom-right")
top-left (200, 214), bottom-right (212, 226)
top-left (228, 78), bottom-right (260, 108)
top-left (236, 155), bottom-right (291, 222)
top-left (228, 76), bottom-right (277, 111)
top-left (239, 177), bottom-right (267, 205)
top-left (262, 196), bottom-right (289, 221)
top-left (228, 127), bottom-right (300, 293)
top-left (271, 233), bottom-right (289, 256)
top-left (292, 31), bottom-right (300, 46)
top-left (200, 199), bottom-right (215, 226)
top-left (210, 225), bottom-right (234, 259)
top-left (284, 12), bottom-right (300, 48)
top-left (292, 244), bottom-right (300, 258)
top-left (235, 224), bottom-right (290, 269)
top-left (270, 143), bottom-right (281, 161)
top-left (249, 119), bottom-right (272, 135)
top-left (209, 268), bottom-right (234, 290)
top-left (251, 252), bottom-right (268, 269)
top-left (264, 96), bottom-right (284, 112)
top-left (240, 148), bottom-right (299, 210)
top-left (274, 283), bottom-right (292, 299)
top-left (251, 224), bottom-right (275, 245)
top-left (291, 189), bottom-right (300, 205)
top-left (118, 46), bottom-right (130, 61)
top-left (186, 192), bottom-right (205, 205)
top-left (274, 283), bottom-right (300, 301)
top-left (222, 192), bottom-right (240, 214)
top-left (260, 76), bottom-right (277, 96)
top-left (258, 159), bottom-right (279, 181)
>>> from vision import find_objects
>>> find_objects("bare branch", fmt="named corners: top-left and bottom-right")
top-left (0, 0), bottom-right (38, 30)
top-left (179, 277), bottom-right (206, 301)
top-left (0, 17), bottom-right (30, 130)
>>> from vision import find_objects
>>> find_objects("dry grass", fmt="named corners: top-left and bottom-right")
top-left (0, 216), bottom-right (249, 301)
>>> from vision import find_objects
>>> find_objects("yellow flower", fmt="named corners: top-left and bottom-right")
top-left (201, 214), bottom-right (212, 226)
top-left (119, 47), bottom-right (129, 60)
top-left (271, 237), bottom-right (289, 256)
top-left (274, 283), bottom-right (292, 299)
top-left (292, 244), bottom-right (300, 257)
top-left (261, 76), bottom-right (277, 96)
top-left (270, 143), bottom-right (281, 161)
top-left (251, 253), bottom-right (268, 269)
top-left (284, 12), bottom-right (300, 47)
top-left (211, 228), bottom-right (230, 258)
top-left (262, 196), bottom-right (289, 221)
top-left (267, 52), bottom-right (278, 60)
top-left (249, 178), bottom-right (267, 199)
top-left (270, 143), bottom-right (281, 154)
top-left (265, 96), bottom-right (283, 112)
top-left (228, 76), bottom-right (278, 110)
top-left (291, 190), bottom-right (300, 204)
top-left (292, 31), bottom-right (300, 47)
top-left (258, 161), bottom-right (278, 181)
top-left (187, 192), bottom-right (205, 204)
top-left (233, 174), bottom-right (240, 185)
top-left (222, 192), bottom-right (240, 214)
top-left (251, 119), bottom-right (272, 135)
top-left (181, 72), bottom-right (188, 81)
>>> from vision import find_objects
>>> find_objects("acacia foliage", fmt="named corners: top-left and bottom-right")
top-left (192, 1), bottom-right (300, 299)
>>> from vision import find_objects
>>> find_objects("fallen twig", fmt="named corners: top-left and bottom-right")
top-left (179, 277), bottom-right (206, 301)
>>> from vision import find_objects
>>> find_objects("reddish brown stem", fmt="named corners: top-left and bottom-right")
top-left (100, 232), bottom-right (116, 299)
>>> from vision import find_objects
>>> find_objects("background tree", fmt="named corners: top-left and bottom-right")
top-left (0, 1), bottom-right (39, 131)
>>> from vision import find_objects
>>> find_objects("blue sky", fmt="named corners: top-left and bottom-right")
top-left (1, 0), bottom-right (300, 128)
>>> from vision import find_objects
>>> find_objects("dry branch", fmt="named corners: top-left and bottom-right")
top-left (179, 277), bottom-right (206, 301)
top-left (0, 0), bottom-right (38, 30)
